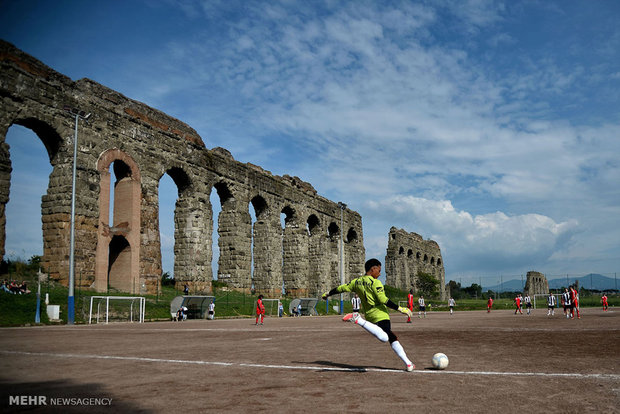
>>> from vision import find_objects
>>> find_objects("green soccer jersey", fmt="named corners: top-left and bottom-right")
top-left (336, 275), bottom-right (391, 323)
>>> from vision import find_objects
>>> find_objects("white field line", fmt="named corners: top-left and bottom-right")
top-left (2, 350), bottom-right (619, 380)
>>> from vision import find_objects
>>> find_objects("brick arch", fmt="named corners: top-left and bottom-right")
top-left (94, 149), bottom-right (141, 293)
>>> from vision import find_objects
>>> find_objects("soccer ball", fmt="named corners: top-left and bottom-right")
top-left (431, 352), bottom-right (449, 370)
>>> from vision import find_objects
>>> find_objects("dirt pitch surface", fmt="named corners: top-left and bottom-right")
top-left (1, 308), bottom-right (619, 413)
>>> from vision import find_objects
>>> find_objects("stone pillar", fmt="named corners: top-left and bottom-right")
top-left (252, 212), bottom-right (282, 297)
top-left (0, 140), bottom-right (10, 261)
top-left (282, 223), bottom-right (309, 297)
top-left (139, 177), bottom-right (163, 294)
top-left (217, 202), bottom-right (252, 292)
top-left (174, 193), bottom-right (213, 294)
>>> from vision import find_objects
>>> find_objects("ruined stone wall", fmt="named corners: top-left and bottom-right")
top-left (385, 227), bottom-right (446, 300)
top-left (0, 40), bottom-right (364, 297)
top-left (524, 271), bottom-right (549, 296)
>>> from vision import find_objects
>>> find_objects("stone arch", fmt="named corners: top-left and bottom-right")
top-left (327, 222), bottom-right (339, 239)
top-left (307, 214), bottom-right (320, 236)
top-left (0, 119), bottom-right (60, 272)
top-left (346, 228), bottom-right (357, 243)
top-left (407, 249), bottom-right (413, 258)
top-left (95, 149), bottom-right (141, 293)
top-left (399, 246), bottom-right (405, 255)
top-left (8, 117), bottom-right (62, 162)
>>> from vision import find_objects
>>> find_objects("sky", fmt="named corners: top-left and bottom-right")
top-left (1, 0), bottom-right (619, 288)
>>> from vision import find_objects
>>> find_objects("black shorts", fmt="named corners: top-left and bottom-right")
top-left (548, 305), bottom-right (554, 309)
top-left (526, 303), bottom-right (532, 308)
top-left (377, 319), bottom-right (397, 343)
top-left (419, 306), bottom-right (426, 311)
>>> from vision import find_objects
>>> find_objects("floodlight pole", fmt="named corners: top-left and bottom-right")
top-left (64, 107), bottom-right (91, 325)
top-left (338, 202), bottom-right (347, 314)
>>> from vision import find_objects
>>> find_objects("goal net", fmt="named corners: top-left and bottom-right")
top-left (88, 296), bottom-right (145, 324)
top-left (256, 298), bottom-right (281, 317)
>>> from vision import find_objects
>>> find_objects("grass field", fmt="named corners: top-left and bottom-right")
top-left (2, 271), bottom-right (618, 326)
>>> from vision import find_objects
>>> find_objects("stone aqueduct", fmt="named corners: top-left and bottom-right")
top-left (0, 40), bottom-right (366, 297)
top-left (385, 227), bottom-right (446, 300)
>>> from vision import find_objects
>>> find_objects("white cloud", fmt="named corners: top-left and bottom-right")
top-left (366, 195), bottom-right (580, 274)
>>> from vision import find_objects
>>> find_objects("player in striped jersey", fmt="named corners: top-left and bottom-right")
top-left (523, 294), bottom-right (532, 315)
top-left (561, 288), bottom-right (572, 319)
top-left (322, 258), bottom-right (415, 372)
top-left (547, 292), bottom-right (556, 316)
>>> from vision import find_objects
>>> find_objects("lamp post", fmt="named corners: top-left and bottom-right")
top-left (337, 202), bottom-right (347, 314)
top-left (64, 106), bottom-right (91, 324)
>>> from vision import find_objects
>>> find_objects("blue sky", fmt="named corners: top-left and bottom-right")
top-left (1, 0), bottom-right (619, 287)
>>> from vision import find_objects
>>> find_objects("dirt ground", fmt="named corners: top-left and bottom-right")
top-left (1, 307), bottom-right (618, 413)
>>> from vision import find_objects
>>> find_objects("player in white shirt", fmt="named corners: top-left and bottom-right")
top-left (208, 300), bottom-right (215, 320)
top-left (418, 296), bottom-right (426, 318)
top-left (448, 298), bottom-right (456, 315)
top-left (546, 293), bottom-right (556, 316)
top-left (523, 294), bottom-right (532, 315)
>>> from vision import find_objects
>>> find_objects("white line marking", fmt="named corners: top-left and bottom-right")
top-left (2, 350), bottom-right (618, 380)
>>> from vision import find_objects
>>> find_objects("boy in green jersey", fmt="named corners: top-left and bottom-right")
top-left (322, 258), bottom-right (415, 371)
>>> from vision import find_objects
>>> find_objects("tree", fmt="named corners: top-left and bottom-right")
top-left (416, 272), bottom-right (439, 297)
top-left (463, 283), bottom-right (482, 299)
top-left (161, 271), bottom-right (175, 286)
top-left (447, 280), bottom-right (463, 299)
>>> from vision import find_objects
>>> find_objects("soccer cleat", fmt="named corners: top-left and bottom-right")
top-left (406, 363), bottom-right (415, 372)
top-left (342, 313), bottom-right (360, 324)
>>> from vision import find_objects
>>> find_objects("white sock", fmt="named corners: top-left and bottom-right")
top-left (357, 317), bottom-right (389, 342)
top-left (391, 341), bottom-right (412, 366)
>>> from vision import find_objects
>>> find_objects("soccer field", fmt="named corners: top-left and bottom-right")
top-left (1, 309), bottom-right (618, 413)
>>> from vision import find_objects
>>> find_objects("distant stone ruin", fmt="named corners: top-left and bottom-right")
top-left (0, 40), bottom-right (364, 297)
top-left (384, 227), bottom-right (446, 299)
top-left (523, 271), bottom-right (549, 296)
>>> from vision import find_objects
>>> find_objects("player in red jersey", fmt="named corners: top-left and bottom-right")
top-left (406, 289), bottom-right (414, 323)
top-left (514, 294), bottom-right (523, 315)
top-left (255, 295), bottom-right (265, 325)
top-left (570, 286), bottom-right (580, 319)
top-left (601, 294), bottom-right (608, 311)
top-left (487, 297), bottom-right (493, 313)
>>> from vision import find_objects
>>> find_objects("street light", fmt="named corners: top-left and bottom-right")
top-left (64, 106), bottom-right (91, 325)
top-left (337, 202), bottom-right (347, 314)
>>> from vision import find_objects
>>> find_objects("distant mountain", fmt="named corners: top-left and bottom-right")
top-left (482, 273), bottom-right (617, 292)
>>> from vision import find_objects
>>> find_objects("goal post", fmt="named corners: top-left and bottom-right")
top-left (256, 298), bottom-right (281, 317)
top-left (88, 296), bottom-right (145, 324)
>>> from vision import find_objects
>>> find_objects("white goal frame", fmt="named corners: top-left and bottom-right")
top-left (89, 296), bottom-right (145, 324)
top-left (256, 298), bottom-right (281, 317)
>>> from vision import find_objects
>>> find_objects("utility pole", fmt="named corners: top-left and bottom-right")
top-left (64, 106), bottom-right (91, 325)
